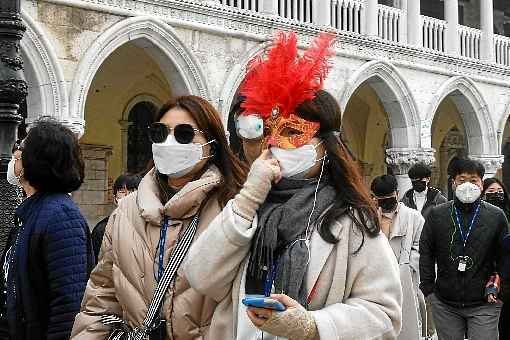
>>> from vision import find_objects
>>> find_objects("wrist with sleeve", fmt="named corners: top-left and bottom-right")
top-left (232, 159), bottom-right (275, 221)
top-left (260, 305), bottom-right (318, 340)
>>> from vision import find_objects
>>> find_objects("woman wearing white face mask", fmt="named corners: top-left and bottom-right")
top-left (184, 31), bottom-right (402, 340)
top-left (72, 95), bottom-right (247, 340)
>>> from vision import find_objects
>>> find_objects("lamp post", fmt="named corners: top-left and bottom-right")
top-left (0, 0), bottom-right (27, 251)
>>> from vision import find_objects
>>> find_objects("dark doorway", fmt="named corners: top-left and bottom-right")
top-left (127, 101), bottom-right (157, 174)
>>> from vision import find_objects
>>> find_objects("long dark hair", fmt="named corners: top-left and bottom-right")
top-left (482, 177), bottom-right (510, 215)
top-left (295, 90), bottom-right (380, 244)
top-left (155, 96), bottom-right (247, 206)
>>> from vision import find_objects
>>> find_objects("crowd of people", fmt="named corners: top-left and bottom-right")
top-left (0, 30), bottom-right (509, 340)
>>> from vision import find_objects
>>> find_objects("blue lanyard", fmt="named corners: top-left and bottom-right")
top-left (263, 263), bottom-right (277, 297)
top-left (157, 216), bottom-right (170, 282)
top-left (454, 203), bottom-right (480, 248)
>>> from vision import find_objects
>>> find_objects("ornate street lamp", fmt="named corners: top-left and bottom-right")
top-left (0, 0), bottom-right (27, 251)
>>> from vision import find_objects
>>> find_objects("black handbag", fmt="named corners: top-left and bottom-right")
top-left (101, 214), bottom-right (200, 340)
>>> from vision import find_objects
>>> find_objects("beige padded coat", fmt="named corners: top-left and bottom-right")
top-left (71, 167), bottom-right (223, 340)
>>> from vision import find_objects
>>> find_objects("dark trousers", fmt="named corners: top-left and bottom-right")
top-left (430, 293), bottom-right (502, 340)
top-left (499, 302), bottom-right (510, 339)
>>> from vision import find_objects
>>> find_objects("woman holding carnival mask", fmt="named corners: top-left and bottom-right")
top-left (184, 32), bottom-right (402, 339)
top-left (71, 95), bottom-right (247, 339)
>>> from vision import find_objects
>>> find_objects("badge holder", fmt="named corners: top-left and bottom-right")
top-left (458, 257), bottom-right (467, 272)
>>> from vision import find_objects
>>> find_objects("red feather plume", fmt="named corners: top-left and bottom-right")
top-left (240, 31), bottom-right (335, 119)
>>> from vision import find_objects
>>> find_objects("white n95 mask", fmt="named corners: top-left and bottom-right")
top-left (455, 182), bottom-right (481, 204)
top-left (270, 142), bottom-right (323, 178)
top-left (152, 135), bottom-right (214, 178)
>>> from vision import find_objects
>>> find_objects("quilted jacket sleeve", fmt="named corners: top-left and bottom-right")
top-left (43, 204), bottom-right (92, 340)
top-left (71, 213), bottom-right (121, 339)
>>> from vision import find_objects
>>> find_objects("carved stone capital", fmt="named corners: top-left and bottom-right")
top-left (469, 155), bottom-right (504, 176)
top-left (386, 148), bottom-right (436, 175)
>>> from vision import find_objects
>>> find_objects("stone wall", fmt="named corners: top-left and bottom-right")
top-left (73, 143), bottom-right (114, 229)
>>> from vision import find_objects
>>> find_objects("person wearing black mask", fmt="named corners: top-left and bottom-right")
top-left (371, 175), bottom-right (426, 340)
top-left (401, 162), bottom-right (447, 219)
top-left (482, 177), bottom-right (510, 339)
top-left (420, 159), bottom-right (508, 340)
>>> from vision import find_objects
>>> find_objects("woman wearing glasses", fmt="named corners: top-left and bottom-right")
top-left (72, 95), bottom-right (246, 339)
top-left (184, 32), bottom-right (401, 339)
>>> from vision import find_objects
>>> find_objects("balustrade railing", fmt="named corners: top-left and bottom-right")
top-left (377, 4), bottom-right (401, 42)
top-left (277, 0), bottom-right (313, 23)
top-left (459, 25), bottom-right (481, 59)
top-left (219, 0), bottom-right (261, 12)
top-left (421, 16), bottom-right (445, 52)
top-left (495, 34), bottom-right (510, 66)
top-left (216, 0), bottom-right (509, 67)
top-left (331, 0), bottom-right (363, 34)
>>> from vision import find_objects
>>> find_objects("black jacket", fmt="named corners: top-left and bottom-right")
top-left (91, 216), bottom-right (109, 261)
top-left (0, 193), bottom-right (94, 340)
top-left (401, 187), bottom-right (447, 219)
top-left (419, 199), bottom-right (509, 308)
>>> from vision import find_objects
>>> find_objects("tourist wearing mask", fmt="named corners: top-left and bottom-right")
top-left (420, 159), bottom-right (508, 340)
top-left (71, 95), bottom-right (247, 339)
top-left (90, 173), bottom-right (141, 261)
top-left (371, 175), bottom-right (426, 340)
top-left (0, 119), bottom-right (94, 340)
top-left (401, 162), bottom-right (447, 219)
top-left (231, 96), bottom-right (264, 166)
top-left (482, 178), bottom-right (510, 217)
top-left (482, 178), bottom-right (510, 339)
top-left (184, 32), bottom-right (402, 340)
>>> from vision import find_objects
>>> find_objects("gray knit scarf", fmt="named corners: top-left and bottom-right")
top-left (245, 176), bottom-right (336, 306)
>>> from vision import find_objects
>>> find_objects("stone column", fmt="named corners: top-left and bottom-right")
top-left (480, 0), bottom-right (495, 62)
top-left (0, 0), bottom-right (27, 251)
top-left (445, 0), bottom-right (460, 55)
top-left (313, 0), bottom-right (331, 26)
top-left (365, 0), bottom-right (378, 36)
top-left (386, 148), bottom-right (436, 199)
top-left (260, 0), bottom-right (278, 15)
top-left (469, 155), bottom-right (504, 179)
top-left (118, 119), bottom-right (132, 173)
top-left (401, 0), bottom-right (421, 46)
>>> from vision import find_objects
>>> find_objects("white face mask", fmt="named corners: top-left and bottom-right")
top-left (236, 115), bottom-right (264, 140)
top-left (455, 182), bottom-right (481, 204)
top-left (151, 135), bottom-right (214, 178)
top-left (6, 157), bottom-right (22, 187)
top-left (270, 141), bottom-right (323, 178)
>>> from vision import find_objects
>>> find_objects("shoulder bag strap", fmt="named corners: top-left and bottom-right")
top-left (139, 213), bottom-right (200, 334)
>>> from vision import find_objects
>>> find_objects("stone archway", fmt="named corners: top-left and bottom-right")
top-left (69, 16), bottom-right (211, 138)
top-left (340, 60), bottom-right (423, 193)
top-left (20, 11), bottom-right (68, 129)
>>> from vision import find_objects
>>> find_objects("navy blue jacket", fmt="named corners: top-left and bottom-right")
top-left (0, 192), bottom-right (94, 340)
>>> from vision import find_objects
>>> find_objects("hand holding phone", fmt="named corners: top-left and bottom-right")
top-left (242, 294), bottom-right (287, 311)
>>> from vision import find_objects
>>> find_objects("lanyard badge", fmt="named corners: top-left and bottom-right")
top-left (453, 203), bottom-right (480, 272)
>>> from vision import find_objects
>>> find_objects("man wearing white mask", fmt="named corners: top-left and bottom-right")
top-left (419, 158), bottom-right (508, 340)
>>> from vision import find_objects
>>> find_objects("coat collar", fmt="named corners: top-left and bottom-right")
top-left (137, 166), bottom-right (222, 225)
top-left (306, 214), bottom-right (345, 296)
top-left (388, 203), bottom-right (409, 239)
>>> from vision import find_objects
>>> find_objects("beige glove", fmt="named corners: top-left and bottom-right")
top-left (233, 150), bottom-right (280, 221)
top-left (260, 304), bottom-right (318, 340)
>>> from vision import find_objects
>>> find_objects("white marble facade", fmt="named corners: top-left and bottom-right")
top-left (18, 0), bottom-right (510, 199)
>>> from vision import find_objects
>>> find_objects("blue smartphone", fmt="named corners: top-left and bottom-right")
top-left (242, 294), bottom-right (287, 311)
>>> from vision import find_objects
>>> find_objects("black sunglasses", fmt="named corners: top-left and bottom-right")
top-left (148, 123), bottom-right (204, 144)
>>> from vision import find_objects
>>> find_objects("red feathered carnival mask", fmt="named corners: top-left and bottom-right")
top-left (240, 31), bottom-right (335, 149)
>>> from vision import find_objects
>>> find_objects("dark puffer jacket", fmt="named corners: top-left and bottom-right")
top-left (420, 199), bottom-right (509, 308)
top-left (0, 192), bottom-right (94, 340)
top-left (401, 186), bottom-right (447, 219)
